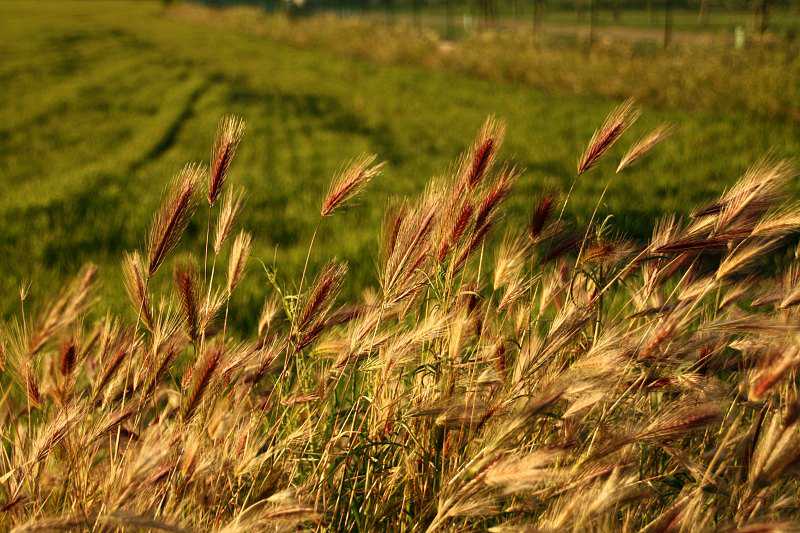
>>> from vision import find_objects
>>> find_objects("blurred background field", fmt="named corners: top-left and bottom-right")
top-left (1, 0), bottom-right (798, 328)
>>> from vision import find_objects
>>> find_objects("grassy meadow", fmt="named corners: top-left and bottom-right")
top-left (6, 1), bottom-right (800, 531)
top-left (2, 1), bottom-right (800, 327)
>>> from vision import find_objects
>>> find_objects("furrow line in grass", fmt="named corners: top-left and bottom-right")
top-left (0, 74), bottom-right (213, 309)
top-left (0, 54), bottom-right (160, 133)
top-left (128, 77), bottom-right (211, 174)
top-left (3, 74), bottom-right (211, 211)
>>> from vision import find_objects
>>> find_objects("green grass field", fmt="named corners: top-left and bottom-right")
top-left (6, 3), bottom-right (800, 530)
top-left (2, 0), bottom-right (799, 327)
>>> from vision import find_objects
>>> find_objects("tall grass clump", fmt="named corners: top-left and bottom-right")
top-left (4, 103), bottom-right (800, 532)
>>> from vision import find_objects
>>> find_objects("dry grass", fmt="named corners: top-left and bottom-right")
top-left (170, 4), bottom-right (800, 123)
top-left (3, 104), bottom-right (800, 532)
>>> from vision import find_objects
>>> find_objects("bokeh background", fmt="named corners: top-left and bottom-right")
top-left (2, 0), bottom-right (798, 328)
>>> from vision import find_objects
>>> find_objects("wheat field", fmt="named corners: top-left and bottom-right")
top-left (3, 0), bottom-right (800, 330)
top-left (5, 1), bottom-right (800, 531)
top-left (3, 99), bottom-right (800, 531)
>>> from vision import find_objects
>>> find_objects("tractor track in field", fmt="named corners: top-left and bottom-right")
top-left (128, 76), bottom-right (212, 174)
top-left (0, 74), bottom-right (212, 258)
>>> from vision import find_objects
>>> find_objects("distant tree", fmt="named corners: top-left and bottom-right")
top-left (576, 0), bottom-right (585, 22)
top-left (664, 0), bottom-right (673, 47)
top-left (384, 0), bottom-right (393, 24)
top-left (533, 0), bottom-right (543, 31)
top-left (445, 0), bottom-right (454, 37)
top-left (612, 0), bottom-right (621, 21)
top-left (756, 0), bottom-right (770, 35)
top-left (477, 0), bottom-right (497, 25)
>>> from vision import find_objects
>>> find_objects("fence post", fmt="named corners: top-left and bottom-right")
top-left (663, 0), bottom-right (672, 48)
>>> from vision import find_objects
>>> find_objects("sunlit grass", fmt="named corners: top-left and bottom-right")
top-left (0, 0), bottom-right (798, 330)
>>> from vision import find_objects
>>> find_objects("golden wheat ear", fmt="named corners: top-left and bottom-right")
top-left (578, 98), bottom-right (639, 175)
top-left (182, 342), bottom-right (224, 422)
top-left (208, 114), bottom-right (246, 207)
top-left (122, 250), bottom-right (153, 329)
top-left (321, 153), bottom-right (384, 217)
top-left (147, 163), bottom-right (203, 277)
top-left (381, 189), bottom-right (439, 305)
top-left (528, 191), bottom-right (556, 241)
top-left (174, 259), bottom-right (200, 343)
top-left (294, 260), bottom-right (348, 351)
top-left (226, 230), bottom-right (252, 295)
top-left (616, 123), bottom-right (673, 173)
top-left (214, 186), bottom-right (245, 255)
top-left (458, 115), bottom-right (506, 191)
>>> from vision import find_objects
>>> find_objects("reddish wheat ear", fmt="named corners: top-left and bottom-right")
top-left (321, 154), bottom-right (384, 217)
top-left (617, 123), bottom-right (673, 173)
top-left (208, 115), bottom-right (246, 206)
top-left (578, 98), bottom-right (640, 175)
top-left (147, 163), bottom-right (203, 277)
